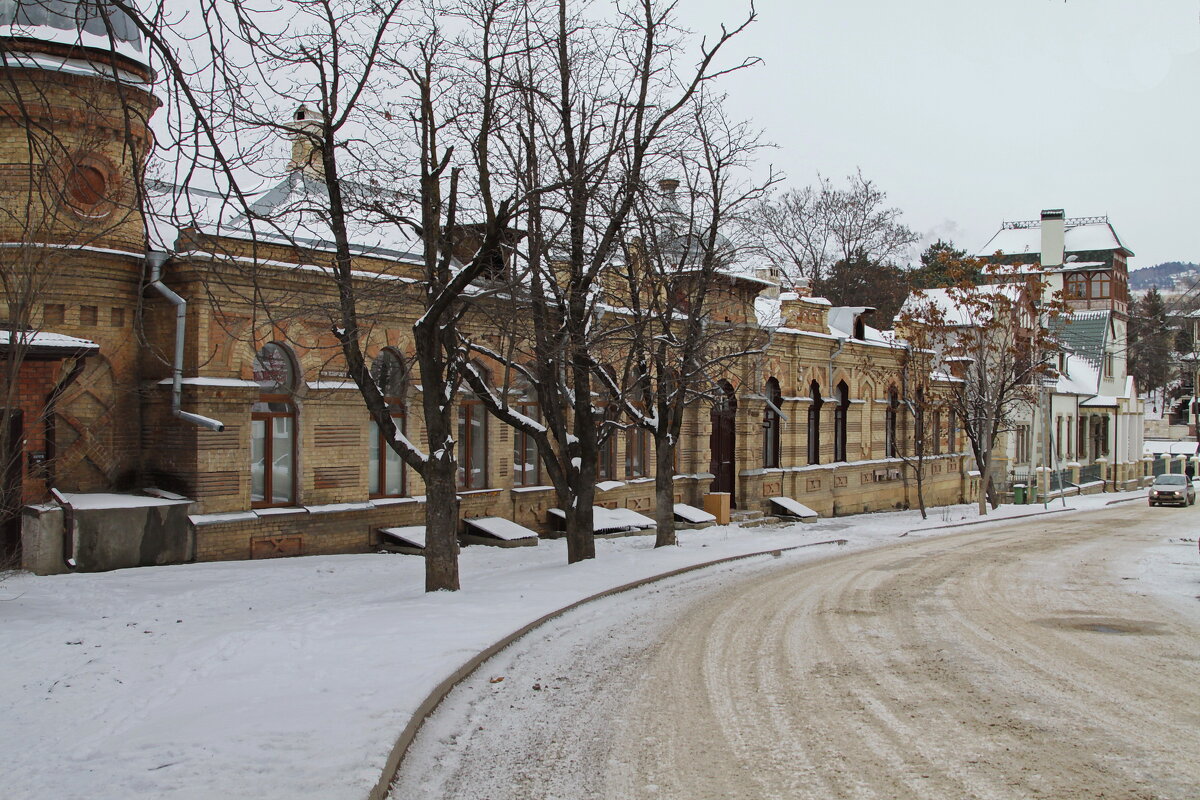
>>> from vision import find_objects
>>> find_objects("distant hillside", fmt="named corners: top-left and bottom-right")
top-left (1130, 261), bottom-right (1199, 292)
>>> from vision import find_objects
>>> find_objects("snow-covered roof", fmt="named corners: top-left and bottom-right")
top-left (976, 219), bottom-right (1132, 258)
top-left (898, 284), bottom-right (1025, 328)
top-left (149, 172), bottom-right (426, 263)
top-left (1, 0), bottom-right (148, 67)
top-left (1053, 354), bottom-right (1099, 396)
top-left (0, 328), bottom-right (98, 355)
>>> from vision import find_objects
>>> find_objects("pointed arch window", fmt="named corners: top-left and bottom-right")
top-left (885, 388), bottom-right (899, 458)
top-left (833, 381), bottom-right (849, 462)
top-left (596, 366), bottom-right (618, 481)
top-left (763, 377), bottom-right (782, 468)
top-left (806, 380), bottom-right (823, 465)
top-left (625, 377), bottom-right (650, 479)
top-left (251, 342), bottom-right (298, 507)
top-left (369, 349), bottom-right (407, 497)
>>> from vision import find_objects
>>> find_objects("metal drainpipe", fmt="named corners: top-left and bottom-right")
top-left (827, 336), bottom-right (847, 389)
top-left (145, 251), bottom-right (226, 432)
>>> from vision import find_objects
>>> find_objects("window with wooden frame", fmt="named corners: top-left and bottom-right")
top-left (457, 391), bottom-right (489, 489)
top-left (511, 376), bottom-right (541, 487)
top-left (1093, 271), bottom-right (1111, 299)
top-left (762, 377), bottom-right (782, 468)
top-left (807, 380), bottom-right (823, 465)
top-left (1065, 272), bottom-right (1087, 299)
top-left (368, 349), bottom-right (407, 498)
top-left (931, 410), bottom-right (942, 455)
top-left (251, 342), bottom-right (298, 507)
top-left (833, 381), bottom-right (849, 462)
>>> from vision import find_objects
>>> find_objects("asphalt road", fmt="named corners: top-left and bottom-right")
top-left (392, 505), bottom-right (1200, 800)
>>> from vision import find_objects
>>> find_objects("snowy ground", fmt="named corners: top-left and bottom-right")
top-left (0, 489), bottom-right (1188, 800)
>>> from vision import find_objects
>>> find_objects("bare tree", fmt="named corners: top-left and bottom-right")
top-left (897, 257), bottom-right (1066, 514)
top-left (747, 169), bottom-right (918, 286)
top-left (457, 0), bottom-right (760, 563)
top-left (128, 0), bottom-right (538, 591)
top-left (597, 98), bottom-right (772, 547)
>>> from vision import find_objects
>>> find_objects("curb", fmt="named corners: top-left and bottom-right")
top-left (367, 537), bottom-right (849, 800)
top-left (902, 506), bottom-right (1075, 535)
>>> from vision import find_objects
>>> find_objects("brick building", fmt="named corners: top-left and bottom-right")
top-left (1, 4), bottom-right (970, 573)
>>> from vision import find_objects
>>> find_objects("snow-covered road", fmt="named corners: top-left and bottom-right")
top-left (1, 492), bottom-right (1193, 799)
top-left (392, 504), bottom-right (1200, 799)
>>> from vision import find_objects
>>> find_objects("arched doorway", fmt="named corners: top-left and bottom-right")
top-left (709, 380), bottom-right (737, 506)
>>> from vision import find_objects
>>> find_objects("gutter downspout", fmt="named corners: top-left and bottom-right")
top-left (827, 336), bottom-right (847, 389)
top-left (146, 251), bottom-right (225, 432)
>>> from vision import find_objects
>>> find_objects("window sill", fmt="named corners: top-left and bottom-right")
top-left (512, 485), bottom-right (555, 494)
top-left (370, 496), bottom-right (422, 506)
top-left (251, 506), bottom-right (307, 517)
top-left (457, 487), bottom-right (501, 497)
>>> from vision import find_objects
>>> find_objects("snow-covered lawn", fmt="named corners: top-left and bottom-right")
top-left (0, 490), bottom-right (1177, 800)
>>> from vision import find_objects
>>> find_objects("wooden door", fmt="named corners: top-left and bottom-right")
top-left (709, 383), bottom-right (737, 507)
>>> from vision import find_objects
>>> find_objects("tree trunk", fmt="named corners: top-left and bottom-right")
top-left (977, 454), bottom-right (990, 516)
top-left (915, 458), bottom-right (927, 520)
top-left (563, 483), bottom-right (596, 564)
top-left (654, 439), bottom-right (676, 548)
top-left (422, 456), bottom-right (461, 592)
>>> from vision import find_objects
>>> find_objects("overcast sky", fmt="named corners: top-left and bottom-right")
top-left (684, 0), bottom-right (1200, 270)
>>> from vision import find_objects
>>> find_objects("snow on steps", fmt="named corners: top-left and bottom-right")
top-left (769, 497), bottom-right (819, 522)
top-left (462, 517), bottom-right (539, 548)
top-left (673, 503), bottom-right (716, 527)
top-left (378, 526), bottom-right (426, 554)
top-left (548, 506), bottom-right (656, 534)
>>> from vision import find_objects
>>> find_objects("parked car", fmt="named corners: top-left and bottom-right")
top-left (1148, 474), bottom-right (1196, 507)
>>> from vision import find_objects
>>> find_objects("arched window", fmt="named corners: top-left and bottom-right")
top-left (885, 388), bottom-right (899, 458)
top-left (596, 366), bottom-right (618, 481)
top-left (369, 350), bottom-right (407, 497)
top-left (763, 377), bottom-right (782, 468)
top-left (833, 381), bottom-right (849, 462)
top-left (625, 376), bottom-right (650, 479)
top-left (251, 342), bottom-right (298, 507)
top-left (457, 364), bottom-right (489, 489)
top-left (1065, 272), bottom-right (1087, 299)
top-left (807, 380), bottom-right (823, 465)
top-left (512, 374), bottom-right (541, 487)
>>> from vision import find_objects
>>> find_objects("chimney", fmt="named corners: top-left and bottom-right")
top-left (1040, 208), bottom-right (1065, 268)
top-left (288, 104), bottom-right (325, 178)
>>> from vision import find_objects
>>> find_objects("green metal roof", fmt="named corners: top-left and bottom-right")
top-left (1052, 310), bottom-right (1109, 369)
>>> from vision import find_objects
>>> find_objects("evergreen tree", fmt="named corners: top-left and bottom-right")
top-left (911, 239), bottom-right (977, 288)
top-left (1128, 287), bottom-right (1175, 396)
top-left (813, 247), bottom-right (911, 327)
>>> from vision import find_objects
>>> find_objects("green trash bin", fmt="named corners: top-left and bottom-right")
top-left (1013, 483), bottom-right (1026, 504)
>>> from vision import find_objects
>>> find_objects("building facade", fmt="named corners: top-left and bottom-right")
top-left (975, 210), bottom-right (1145, 493)
top-left (1, 7), bottom-right (970, 573)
